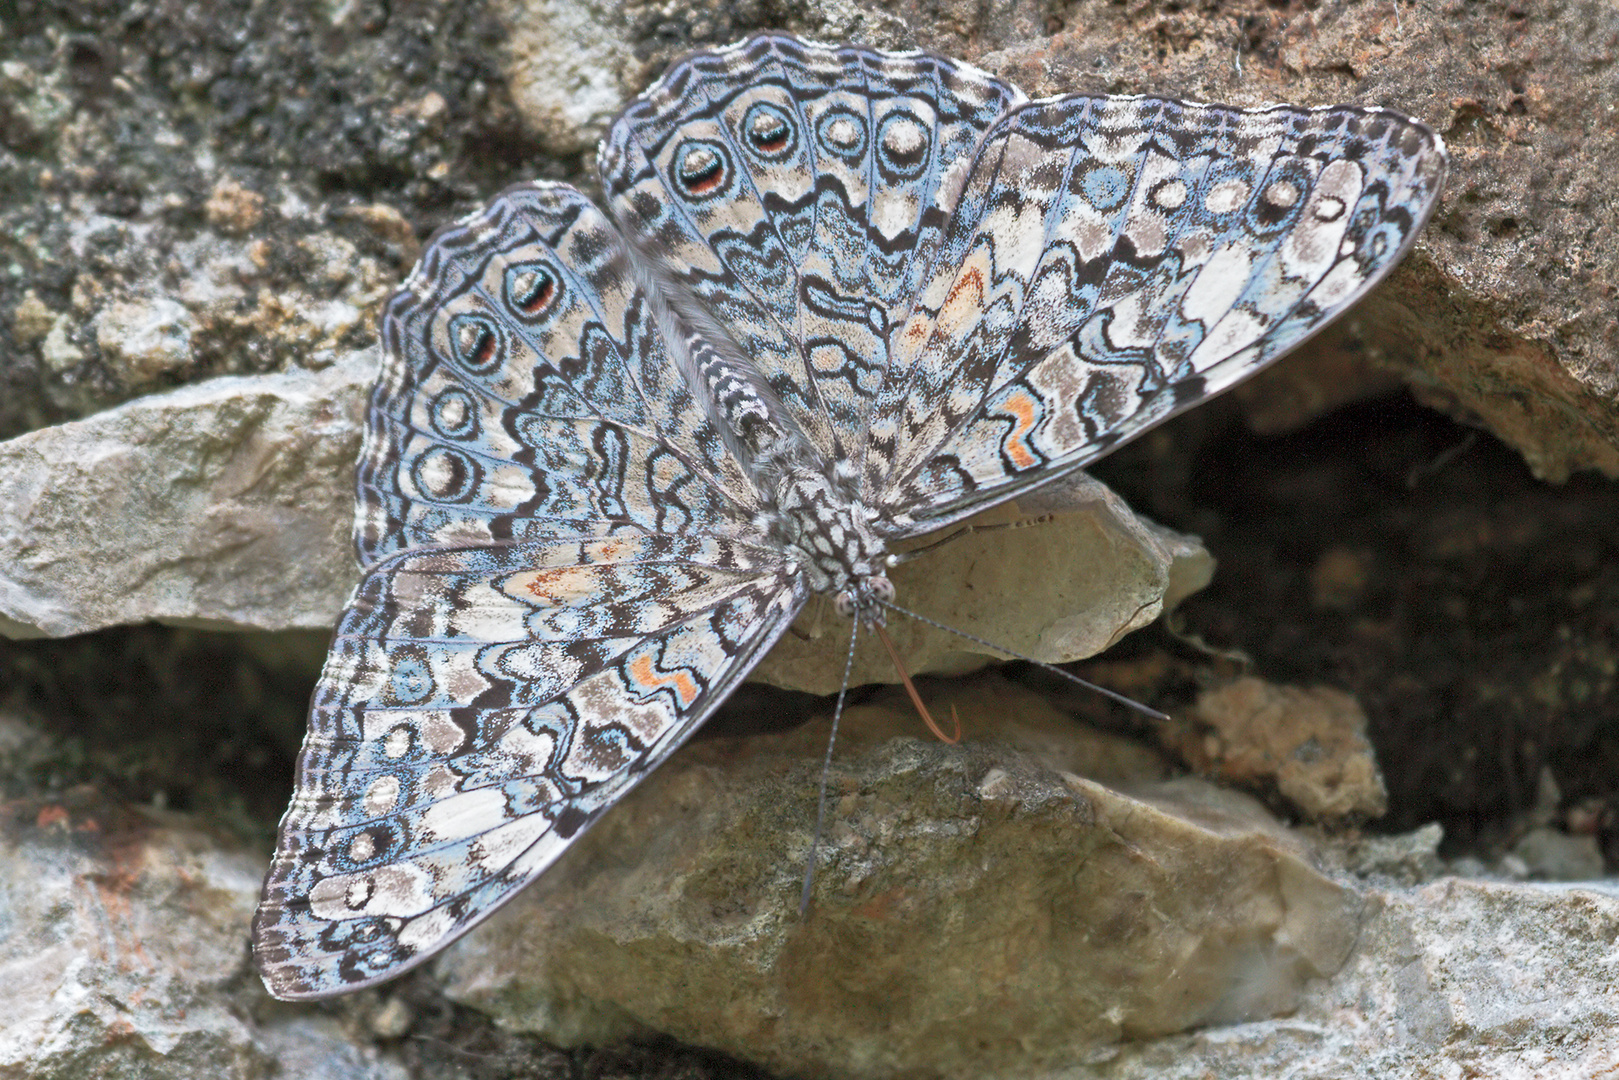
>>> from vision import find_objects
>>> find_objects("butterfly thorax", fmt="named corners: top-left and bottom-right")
top-left (767, 464), bottom-right (894, 624)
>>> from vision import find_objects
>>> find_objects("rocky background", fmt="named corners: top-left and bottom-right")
top-left (1, 1), bottom-right (1617, 1078)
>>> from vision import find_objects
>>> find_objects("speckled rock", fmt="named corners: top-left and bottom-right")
top-left (0, 726), bottom-right (407, 1080)
top-left (1086, 876), bottom-right (1619, 1080)
top-left (1184, 677), bottom-right (1388, 822)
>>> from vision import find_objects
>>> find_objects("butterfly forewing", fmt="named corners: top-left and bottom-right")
top-left (358, 183), bottom-right (763, 566)
top-left (870, 95), bottom-right (1447, 530)
top-left (600, 35), bottom-right (1024, 462)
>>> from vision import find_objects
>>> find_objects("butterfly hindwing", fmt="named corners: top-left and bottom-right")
top-left (254, 535), bottom-right (803, 998)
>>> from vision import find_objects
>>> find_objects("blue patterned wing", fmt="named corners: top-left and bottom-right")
top-left (254, 185), bottom-right (806, 999)
top-left (867, 95), bottom-right (1448, 530)
top-left (599, 34), bottom-right (1025, 463)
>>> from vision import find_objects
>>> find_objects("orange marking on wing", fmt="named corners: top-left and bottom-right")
top-left (941, 266), bottom-right (985, 319)
top-left (999, 389), bottom-right (1040, 470)
top-left (902, 315), bottom-right (931, 346)
top-left (523, 567), bottom-right (584, 602)
top-left (628, 653), bottom-right (701, 707)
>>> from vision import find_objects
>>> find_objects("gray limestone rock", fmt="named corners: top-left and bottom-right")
top-left (0, 351), bottom-right (373, 639)
top-left (0, 717), bottom-right (407, 1080)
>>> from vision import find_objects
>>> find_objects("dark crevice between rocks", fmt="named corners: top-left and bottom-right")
top-left (1087, 390), bottom-right (1619, 863)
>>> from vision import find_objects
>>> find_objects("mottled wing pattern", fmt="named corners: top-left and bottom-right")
top-left (867, 95), bottom-right (1447, 530)
top-left (254, 184), bottom-right (807, 998)
top-left (599, 34), bottom-right (1025, 461)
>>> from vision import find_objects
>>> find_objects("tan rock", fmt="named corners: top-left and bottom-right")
top-left (496, 0), bottom-right (635, 155)
top-left (1189, 677), bottom-right (1388, 821)
top-left (0, 352), bottom-right (373, 638)
top-left (753, 470), bottom-right (1213, 693)
top-left (204, 178), bottom-right (266, 235)
top-left (436, 677), bottom-right (1363, 1079)
top-left (93, 296), bottom-right (196, 386)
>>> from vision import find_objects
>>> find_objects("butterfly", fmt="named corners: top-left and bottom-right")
top-left (253, 32), bottom-right (1447, 999)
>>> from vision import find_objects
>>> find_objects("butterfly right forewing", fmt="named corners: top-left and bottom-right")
top-left (869, 95), bottom-right (1448, 531)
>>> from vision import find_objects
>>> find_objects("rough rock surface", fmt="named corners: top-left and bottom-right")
top-left (436, 680), bottom-right (1365, 1079)
top-left (755, 471), bottom-right (1212, 692)
top-left (1181, 676), bottom-right (1388, 822)
top-left (0, 350), bottom-right (373, 639)
top-left (0, 717), bottom-right (408, 1080)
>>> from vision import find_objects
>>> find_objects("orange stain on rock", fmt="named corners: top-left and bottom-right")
top-left (36, 805), bottom-right (70, 829)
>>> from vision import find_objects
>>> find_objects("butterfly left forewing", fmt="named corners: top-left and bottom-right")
top-left (254, 534), bottom-right (803, 998)
top-left (870, 95), bottom-right (1448, 531)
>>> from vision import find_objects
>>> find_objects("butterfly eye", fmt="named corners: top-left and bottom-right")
top-left (876, 112), bottom-right (930, 179)
top-left (1203, 178), bottom-right (1251, 214)
top-left (1078, 163), bottom-right (1130, 211)
top-left (1252, 168), bottom-right (1311, 228)
top-left (451, 315), bottom-right (502, 372)
top-left (744, 107), bottom-right (795, 156)
top-left (673, 141), bottom-right (728, 197)
top-left (506, 265), bottom-right (558, 314)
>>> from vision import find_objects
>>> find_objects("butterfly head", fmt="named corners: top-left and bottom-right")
top-left (833, 571), bottom-right (895, 626)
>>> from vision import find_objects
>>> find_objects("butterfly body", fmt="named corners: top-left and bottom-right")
top-left (254, 33), bottom-right (1447, 1000)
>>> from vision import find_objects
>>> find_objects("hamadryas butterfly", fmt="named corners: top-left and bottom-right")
top-left (253, 32), bottom-right (1447, 999)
